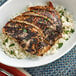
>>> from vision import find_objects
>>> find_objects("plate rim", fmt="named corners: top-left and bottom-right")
top-left (0, 0), bottom-right (76, 68)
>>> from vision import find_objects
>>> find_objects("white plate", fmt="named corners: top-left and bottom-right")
top-left (0, 0), bottom-right (76, 68)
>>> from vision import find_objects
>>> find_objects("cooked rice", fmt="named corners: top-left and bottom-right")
top-left (0, 5), bottom-right (74, 58)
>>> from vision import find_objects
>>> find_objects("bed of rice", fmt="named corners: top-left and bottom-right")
top-left (0, 6), bottom-right (74, 59)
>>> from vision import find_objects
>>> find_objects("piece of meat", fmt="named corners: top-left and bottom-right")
top-left (3, 20), bottom-right (50, 55)
top-left (3, 1), bottom-right (62, 56)
top-left (13, 12), bottom-right (62, 45)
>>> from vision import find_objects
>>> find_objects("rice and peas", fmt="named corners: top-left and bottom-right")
top-left (0, 6), bottom-right (74, 58)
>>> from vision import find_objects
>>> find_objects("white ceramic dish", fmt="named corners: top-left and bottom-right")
top-left (0, 0), bottom-right (76, 68)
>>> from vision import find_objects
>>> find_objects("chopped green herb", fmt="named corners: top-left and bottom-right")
top-left (5, 38), bottom-right (8, 43)
top-left (65, 38), bottom-right (69, 40)
top-left (61, 12), bottom-right (64, 15)
top-left (64, 30), bottom-right (70, 34)
top-left (3, 38), bottom-right (8, 45)
top-left (63, 27), bottom-right (65, 29)
top-left (10, 50), bottom-right (14, 54)
top-left (39, 21), bottom-right (42, 23)
top-left (66, 17), bottom-right (69, 22)
top-left (60, 15), bottom-right (62, 18)
top-left (9, 43), bottom-right (15, 47)
top-left (32, 10), bottom-right (34, 12)
top-left (58, 43), bottom-right (63, 48)
top-left (3, 42), bottom-right (5, 45)
top-left (59, 10), bottom-right (64, 15)
top-left (70, 29), bottom-right (75, 33)
top-left (23, 29), bottom-right (27, 32)
top-left (64, 8), bottom-right (66, 11)
top-left (47, 18), bottom-right (49, 21)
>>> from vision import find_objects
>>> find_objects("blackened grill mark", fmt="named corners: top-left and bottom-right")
top-left (29, 38), bottom-right (38, 49)
top-left (21, 44), bottom-right (26, 48)
top-left (23, 15), bottom-right (52, 26)
top-left (25, 17), bottom-right (33, 23)
top-left (27, 38), bottom-right (48, 53)
top-left (37, 42), bottom-right (46, 50)
top-left (31, 9), bottom-right (57, 21)
top-left (22, 15), bottom-right (62, 45)
top-left (23, 15), bottom-right (53, 34)
top-left (3, 21), bottom-right (40, 44)
top-left (45, 30), bottom-right (59, 44)
top-left (30, 32), bottom-right (37, 37)
top-left (24, 34), bottom-right (32, 40)
top-left (26, 49), bottom-right (35, 52)
top-left (33, 38), bottom-right (38, 44)
top-left (14, 12), bottom-right (62, 39)
top-left (31, 9), bottom-right (62, 33)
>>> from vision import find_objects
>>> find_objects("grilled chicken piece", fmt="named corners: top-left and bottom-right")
top-left (13, 15), bottom-right (62, 45)
top-left (13, 2), bottom-right (62, 45)
top-left (3, 1), bottom-right (62, 56)
top-left (3, 20), bottom-right (50, 55)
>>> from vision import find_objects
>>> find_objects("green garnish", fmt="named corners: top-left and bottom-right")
top-left (64, 8), bottom-right (67, 11)
top-left (10, 50), bottom-right (14, 54)
top-left (64, 30), bottom-right (70, 34)
top-left (58, 43), bottom-right (63, 48)
top-left (70, 29), bottom-right (75, 33)
top-left (66, 17), bottom-right (69, 22)
top-left (5, 38), bottom-right (8, 43)
top-left (23, 29), bottom-right (27, 32)
top-left (32, 10), bottom-right (34, 12)
top-left (3, 42), bottom-right (5, 45)
top-left (3, 38), bottom-right (8, 45)
top-left (60, 15), bottom-right (62, 18)
top-left (59, 10), bottom-right (64, 15)
top-left (63, 27), bottom-right (65, 29)
top-left (47, 18), bottom-right (49, 21)
top-left (65, 38), bottom-right (69, 40)
top-left (9, 43), bottom-right (15, 47)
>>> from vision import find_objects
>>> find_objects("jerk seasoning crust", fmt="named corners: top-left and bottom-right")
top-left (3, 1), bottom-right (62, 56)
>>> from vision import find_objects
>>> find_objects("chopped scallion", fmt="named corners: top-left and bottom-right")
top-left (64, 30), bottom-right (70, 34)
top-left (58, 43), bottom-right (63, 48)
top-left (65, 38), bottom-right (69, 40)
top-left (66, 17), bottom-right (69, 22)
top-left (23, 29), bottom-right (27, 33)
top-left (10, 50), bottom-right (14, 54)
top-left (3, 38), bottom-right (8, 45)
top-left (5, 38), bottom-right (8, 43)
top-left (3, 42), bottom-right (5, 45)
top-left (9, 43), bottom-right (15, 47)
top-left (64, 8), bottom-right (66, 11)
top-left (59, 10), bottom-right (64, 15)
top-left (47, 18), bottom-right (49, 21)
top-left (70, 29), bottom-right (75, 33)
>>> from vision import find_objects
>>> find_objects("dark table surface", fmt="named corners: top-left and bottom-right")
top-left (0, 0), bottom-right (76, 76)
